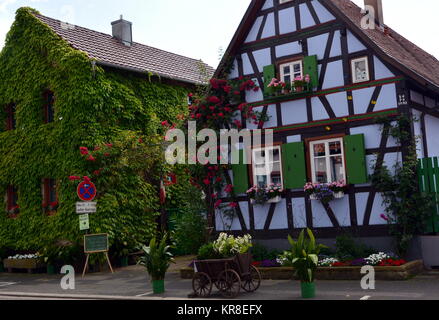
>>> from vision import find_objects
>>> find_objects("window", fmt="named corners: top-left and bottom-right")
top-left (351, 57), bottom-right (370, 83)
top-left (279, 60), bottom-right (303, 85)
top-left (309, 137), bottom-right (346, 183)
top-left (251, 146), bottom-right (283, 188)
top-left (5, 103), bottom-right (16, 130)
top-left (43, 179), bottom-right (58, 214)
top-left (6, 185), bottom-right (19, 214)
top-left (43, 91), bottom-right (55, 123)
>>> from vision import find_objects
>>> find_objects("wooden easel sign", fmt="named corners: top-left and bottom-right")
top-left (82, 233), bottom-right (114, 277)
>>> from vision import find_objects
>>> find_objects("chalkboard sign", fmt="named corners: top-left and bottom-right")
top-left (84, 234), bottom-right (109, 253)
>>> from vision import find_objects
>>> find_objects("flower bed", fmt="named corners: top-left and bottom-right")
top-left (180, 260), bottom-right (424, 281)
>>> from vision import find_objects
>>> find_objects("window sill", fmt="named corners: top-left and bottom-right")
top-left (250, 196), bottom-right (282, 205)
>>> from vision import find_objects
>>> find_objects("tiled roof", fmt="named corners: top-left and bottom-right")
top-left (34, 13), bottom-right (215, 85)
top-left (326, 0), bottom-right (439, 89)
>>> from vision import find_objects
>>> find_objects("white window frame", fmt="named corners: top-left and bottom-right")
top-left (251, 145), bottom-right (283, 189)
top-left (279, 60), bottom-right (303, 85)
top-left (309, 137), bottom-right (346, 184)
top-left (279, 0), bottom-right (293, 4)
top-left (351, 56), bottom-right (370, 84)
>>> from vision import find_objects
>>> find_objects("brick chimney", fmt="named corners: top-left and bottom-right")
top-left (111, 15), bottom-right (133, 46)
top-left (364, 0), bottom-right (384, 27)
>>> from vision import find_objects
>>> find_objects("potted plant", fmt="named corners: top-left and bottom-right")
top-left (293, 74), bottom-right (311, 92)
top-left (304, 182), bottom-right (334, 203)
top-left (267, 78), bottom-right (286, 96)
top-left (328, 180), bottom-right (348, 199)
top-left (138, 233), bottom-right (175, 294)
top-left (283, 229), bottom-right (326, 299)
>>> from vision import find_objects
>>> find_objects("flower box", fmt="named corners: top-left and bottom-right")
top-left (267, 196), bottom-right (281, 204)
top-left (180, 260), bottom-right (424, 281)
top-left (333, 192), bottom-right (345, 199)
top-left (3, 258), bottom-right (46, 273)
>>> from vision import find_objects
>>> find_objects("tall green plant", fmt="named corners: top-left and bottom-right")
top-left (286, 229), bottom-right (326, 283)
top-left (371, 116), bottom-right (435, 256)
top-left (138, 233), bottom-right (175, 281)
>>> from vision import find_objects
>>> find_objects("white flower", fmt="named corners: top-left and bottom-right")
top-left (318, 257), bottom-right (339, 267)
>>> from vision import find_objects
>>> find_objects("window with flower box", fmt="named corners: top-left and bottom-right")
top-left (5, 103), bottom-right (16, 130)
top-left (309, 137), bottom-right (346, 184)
top-left (42, 178), bottom-right (58, 215)
top-left (43, 91), bottom-right (55, 124)
top-left (279, 60), bottom-right (303, 85)
top-left (251, 145), bottom-right (283, 189)
top-left (6, 185), bottom-right (19, 216)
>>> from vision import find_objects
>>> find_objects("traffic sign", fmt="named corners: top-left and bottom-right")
top-left (77, 181), bottom-right (97, 202)
top-left (79, 214), bottom-right (90, 231)
top-left (76, 202), bottom-right (97, 214)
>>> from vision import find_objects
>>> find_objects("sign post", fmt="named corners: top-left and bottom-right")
top-left (82, 233), bottom-right (113, 277)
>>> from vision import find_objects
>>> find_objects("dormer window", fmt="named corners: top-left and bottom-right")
top-left (351, 56), bottom-right (370, 84)
top-left (5, 103), bottom-right (16, 130)
top-left (43, 91), bottom-right (55, 124)
top-left (279, 60), bottom-right (303, 85)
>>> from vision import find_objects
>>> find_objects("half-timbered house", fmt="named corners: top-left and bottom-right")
top-left (214, 0), bottom-right (439, 255)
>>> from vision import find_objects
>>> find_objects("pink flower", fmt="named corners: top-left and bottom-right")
top-left (225, 185), bottom-right (233, 193)
top-left (229, 202), bottom-right (238, 208)
top-left (380, 214), bottom-right (389, 221)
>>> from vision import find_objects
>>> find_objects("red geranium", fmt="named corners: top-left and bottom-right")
top-left (80, 147), bottom-right (89, 155)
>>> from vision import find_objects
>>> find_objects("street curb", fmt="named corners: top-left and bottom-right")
top-left (0, 291), bottom-right (190, 300)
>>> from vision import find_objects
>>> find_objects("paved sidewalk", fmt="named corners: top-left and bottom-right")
top-left (1, 264), bottom-right (439, 300)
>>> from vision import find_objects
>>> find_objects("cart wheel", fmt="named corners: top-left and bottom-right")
top-left (217, 269), bottom-right (241, 298)
top-left (192, 272), bottom-right (213, 298)
top-left (242, 265), bottom-right (261, 293)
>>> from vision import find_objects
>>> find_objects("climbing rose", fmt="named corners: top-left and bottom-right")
top-left (214, 200), bottom-right (223, 209)
top-left (229, 202), bottom-right (238, 208)
top-left (207, 96), bottom-right (221, 104)
top-left (105, 143), bottom-right (113, 148)
top-left (203, 179), bottom-right (211, 186)
top-left (161, 121), bottom-right (169, 127)
top-left (80, 147), bottom-right (89, 155)
top-left (87, 155), bottom-right (96, 162)
top-left (225, 184), bottom-right (233, 193)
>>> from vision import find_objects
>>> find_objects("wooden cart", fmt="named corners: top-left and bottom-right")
top-left (192, 253), bottom-right (261, 298)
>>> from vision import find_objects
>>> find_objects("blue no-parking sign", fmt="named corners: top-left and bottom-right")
top-left (77, 181), bottom-right (97, 202)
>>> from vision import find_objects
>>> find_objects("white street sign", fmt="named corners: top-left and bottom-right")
top-left (79, 214), bottom-right (90, 231)
top-left (76, 202), bottom-right (97, 214)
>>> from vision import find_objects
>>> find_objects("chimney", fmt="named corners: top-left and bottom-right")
top-left (111, 15), bottom-right (133, 46)
top-left (364, 0), bottom-right (384, 27)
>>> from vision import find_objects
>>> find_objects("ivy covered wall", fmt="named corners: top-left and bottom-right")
top-left (0, 7), bottom-right (192, 260)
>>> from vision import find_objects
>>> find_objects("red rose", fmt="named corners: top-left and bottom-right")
top-left (207, 96), bottom-right (221, 104)
top-left (225, 184), bottom-right (233, 193)
top-left (87, 155), bottom-right (96, 162)
top-left (80, 147), bottom-right (89, 155)
top-left (203, 179), bottom-right (211, 186)
top-left (214, 200), bottom-right (223, 209)
top-left (105, 143), bottom-right (113, 148)
top-left (161, 121), bottom-right (169, 127)
top-left (229, 202), bottom-right (238, 208)
top-left (218, 113), bottom-right (224, 117)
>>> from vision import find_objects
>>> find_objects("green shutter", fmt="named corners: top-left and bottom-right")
top-left (232, 149), bottom-right (249, 194)
top-left (263, 64), bottom-right (276, 96)
top-left (344, 134), bottom-right (368, 184)
top-left (282, 142), bottom-right (307, 189)
top-left (303, 55), bottom-right (319, 88)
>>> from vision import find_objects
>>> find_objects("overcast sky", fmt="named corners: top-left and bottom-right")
top-left (0, 0), bottom-right (438, 68)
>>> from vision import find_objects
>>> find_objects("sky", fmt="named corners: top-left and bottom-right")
top-left (0, 0), bottom-right (438, 68)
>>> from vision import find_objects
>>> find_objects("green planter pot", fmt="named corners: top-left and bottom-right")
top-left (152, 280), bottom-right (165, 294)
top-left (120, 256), bottom-right (129, 267)
top-left (47, 264), bottom-right (55, 275)
top-left (301, 282), bottom-right (315, 299)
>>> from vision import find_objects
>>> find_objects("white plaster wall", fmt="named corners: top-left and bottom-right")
top-left (330, 30), bottom-right (342, 57)
top-left (327, 92), bottom-right (349, 117)
top-left (311, 201), bottom-right (332, 228)
top-left (245, 78), bottom-right (263, 103)
top-left (276, 41), bottom-right (302, 58)
top-left (425, 115), bottom-right (439, 157)
top-left (281, 100), bottom-right (308, 125)
top-left (292, 198), bottom-right (308, 229)
top-left (286, 135), bottom-right (302, 143)
top-left (269, 200), bottom-right (288, 229)
top-left (299, 3), bottom-right (316, 29)
top-left (322, 60), bottom-right (344, 89)
top-left (313, 0), bottom-right (335, 22)
top-left (308, 33), bottom-right (329, 60)
top-left (374, 84), bottom-right (397, 111)
top-left (215, 202), bottom-right (250, 232)
top-left (350, 124), bottom-right (398, 149)
top-left (279, 7), bottom-right (297, 34)
top-left (252, 48), bottom-right (272, 73)
top-left (262, 12), bottom-right (276, 38)
top-left (374, 56), bottom-right (394, 79)
top-left (347, 30), bottom-right (366, 53)
top-left (253, 204), bottom-right (270, 230)
top-left (228, 59), bottom-right (239, 80)
top-left (355, 193), bottom-right (388, 226)
top-left (412, 109), bottom-right (425, 159)
top-left (241, 53), bottom-right (253, 75)
top-left (246, 105), bottom-right (277, 129)
top-left (245, 16), bottom-right (263, 43)
top-left (262, 0), bottom-right (273, 10)
top-left (311, 97), bottom-right (329, 121)
top-left (352, 87), bottom-right (375, 114)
